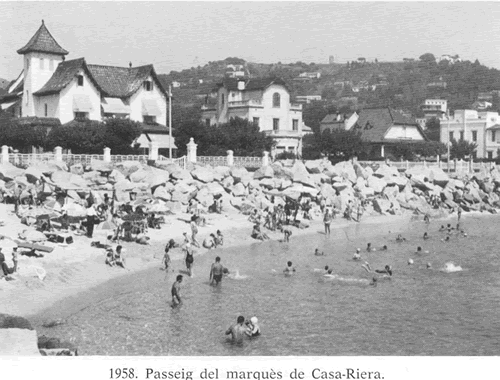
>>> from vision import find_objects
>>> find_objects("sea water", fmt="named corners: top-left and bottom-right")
top-left (32, 215), bottom-right (500, 355)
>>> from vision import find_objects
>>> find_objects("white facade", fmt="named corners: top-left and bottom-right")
top-left (129, 75), bottom-right (167, 126)
top-left (22, 51), bottom-right (63, 117)
top-left (440, 110), bottom-right (500, 158)
top-left (385, 125), bottom-right (425, 140)
top-left (201, 80), bottom-right (304, 155)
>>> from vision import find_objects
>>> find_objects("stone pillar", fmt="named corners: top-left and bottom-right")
top-left (227, 150), bottom-right (234, 166)
top-left (54, 146), bottom-right (63, 162)
top-left (437, 155), bottom-right (440, 168)
top-left (103, 147), bottom-right (111, 163)
top-left (149, 142), bottom-right (159, 161)
top-left (380, 144), bottom-right (385, 158)
top-left (262, 151), bottom-right (270, 166)
top-left (187, 137), bottom-right (197, 163)
top-left (1, 145), bottom-right (8, 164)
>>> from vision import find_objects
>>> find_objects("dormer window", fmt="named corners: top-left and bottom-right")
top-left (143, 115), bottom-right (156, 124)
top-left (143, 81), bottom-right (153, 91)
top-left (40, 58), bottom-right (45, 70)
top-left (77, 75), bottom-right (84, 87)
top-left (273, 93), bottom-right (281, 108)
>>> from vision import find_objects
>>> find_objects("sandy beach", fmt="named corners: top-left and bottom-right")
top-left (0, 202), bottom-right (422, 318)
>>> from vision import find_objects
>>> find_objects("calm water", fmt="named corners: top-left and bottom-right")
top-left (32, 215), bottom-right (500, 355)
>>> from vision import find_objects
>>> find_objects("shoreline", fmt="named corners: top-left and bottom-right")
top-left (1, 203), bottom-right (426, 319)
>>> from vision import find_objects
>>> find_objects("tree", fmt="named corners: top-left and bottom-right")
top-left (424, 117), bottom-right (441, 141)
top-left (302, 129), bottom-right (364, 160)
top-left (450, 139), bottom-right (477, 159)
top-left (0, 115), bottom-right (48, 152)
top-left (174, 117), bottom-right (274, 157)
top-left (101, 118), bottom-right (143, 154)
top-left (419, 53), bottom-right (436, 63)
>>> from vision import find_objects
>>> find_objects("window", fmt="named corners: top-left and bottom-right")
top-left (77, 75), bottom-right (84, 87)
top-left (143, 115), bottom-right (156, 124)
top-left (449, 132), bottom-right (454, 141)
top-left (44, 104), bottom-right (48, 117)
top-left (492, 131), bottom-right (496, 142)
top-left (253, 117), bottom-right (259, 127)
top-left (143, 81), bottom-right (153, 91)
top-left (74, 112), bottom-right (88, 120)
top-left (288, 147), bottom-right (295, 152)
top-left (472, 130), bottom-right (477, 142)
top-left (273, 92), bottom-right (281, 107)
top-left (205, 118), bottom-right (211, 127)
top-left (472, 151), bottom-right (477, 159)
top-left (26, 91), bottom-right (29, 105)
top-left (49, 60), bottom-right (54, 70)
top-left (292, 119), bottom-right (298, 131)
top-left (488, 151), bottom-right (493, 159)
top-left (40, 58), bottom-right (44, 69)
top-left (460, 131), bottom-right (464, 140)
top-left (273, 118), bottom-right (279, 131)
top-left (221, 93), bottom-right (225, 106)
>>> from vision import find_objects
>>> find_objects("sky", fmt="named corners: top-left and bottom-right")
top-left (1, 1), bottom-right (500, 81)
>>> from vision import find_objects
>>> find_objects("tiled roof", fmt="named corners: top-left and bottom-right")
top-left (139, 122), bottom-right (169, 134)
top-left (34, 59), bottom-right (166, 98)
top-left (34, 58), bottom-right (90, 96)
top-left (216, 77), bottom-right (290, 92)
top-left (17, 21), bottom-right (68, 56)
top-left (87, 64), bottom-right (167, 97)
top-left (321, 114), bottom-right (340, 124)
top-left (353, 107), bottom-right (427, 143)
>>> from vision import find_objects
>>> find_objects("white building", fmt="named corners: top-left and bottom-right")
top-left (201, 77), bottom-right (305, 156)
top-left (0, 21), bottom-right (176, 153)
top-left (440, 110), bottom-right (500, 159)
top-left (295, 95), bottom-right (322, 103)
top-left (299, 72), bottom-right (321, 79)
top-left (438, 54), bottom-right (462, 64)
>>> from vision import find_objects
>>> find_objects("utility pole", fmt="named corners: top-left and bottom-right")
top-left (447, 110), bottom-right (451, 173)
top-left (168, 84), bottom-right (172, 159)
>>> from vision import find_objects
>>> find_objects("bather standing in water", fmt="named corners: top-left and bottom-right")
top-left (225, 316), bottom-right (248, 343)
top-left (171, 275), bottom-right (183, 306)
top-left (284, 261), bottom-right (296, 274)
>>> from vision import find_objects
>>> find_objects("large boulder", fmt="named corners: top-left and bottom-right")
top-left (114, 161), bottom-right (143, 177)
top-left (305, 160), bottom-right (323, 174)
top-left (195, 187), bottom-right (214, 207)
top-left (374, 163), bottom-right (399, 178)
top-left (367, 175), bottom-right (387, 194)
top-left (230, 167), bottom-right (249, 183)
top-left (214, 166), bottom-right (230, 179)
top-left (385, 175), bottom-right (408, 189)
top-left (69, 163), bottom-right (84, 176)
top-left (259, 178), bottom-right (275, 189)
top-left (253, 165), bottom-right (274, 180)
top-left (373, 198), bottom-right (392, 214)
top-left (0, 163), bottom-right (25, 182)
top-left (280, 179), bottom-right (292, 190)
top-left (170, 168), bottom-right (192, 181)
top-left (319, 183), bottom-right (336, 201)
top-left (221, 176), bottom-right (234, 190)
top-left (383, 185), bottom-right (399, 200)
top-left (108, 169), bottom-right (126, 184)
top-left (231, 182), bottom-right (247, 197)
top-left (206, 182), bottom-right (225, 196)
top-left (171, 189), bottom-right (191, 204)
top-left (153, 186), bottom-right (171, 201)
top-left (129, 169), bottom-right (149, 183)
top-left (51, 171), bottom-right (72, 185)
top-left (353, 162), bottom-right (369, 179)
top-left (271, 162), bottom-right (294, 180)
top-left (191, 167), bottom-right (215, 183)
top-left (333, 161), bottom-right (357, 183)
top-left (24, 166), bottom-right (45, 183)
top-left (428, 168), bottom-right (449, 187)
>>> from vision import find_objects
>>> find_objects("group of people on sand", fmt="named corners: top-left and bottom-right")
top-left (105, 245), bottom-right (126, 269)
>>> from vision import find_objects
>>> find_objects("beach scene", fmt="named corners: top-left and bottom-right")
top-left (1, 2), bottom-right (500, 358)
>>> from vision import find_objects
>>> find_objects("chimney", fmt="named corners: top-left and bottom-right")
top-left (129, 62), bottom-right (132, 68)
top-left (237, 78), bottom-right (245, 91)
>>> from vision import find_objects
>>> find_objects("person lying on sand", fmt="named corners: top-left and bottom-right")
top-left (353, 248), bottom-right (361, 261)
top-left (203, 234), bottom-right (216, 249)
top-left (314, 248), bottom-right (325, 256)
top-left (251, 224), bottom-right (269, 241)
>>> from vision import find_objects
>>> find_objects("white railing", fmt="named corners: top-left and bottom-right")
top-left (110, 155), bottom-right (149, 164)
top-left (197, 156), bottom-right (228, 167)
top-left (157, 155), bottom-right (187, 170)
top-left (358, 159), bottom-right (496, 173)
top-left (9, 153), bottom-right (55, 167)
top-left (233, 156), bottom-right (264, 168)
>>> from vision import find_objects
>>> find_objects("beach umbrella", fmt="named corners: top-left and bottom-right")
top-left (21, 229), bottom-right (48, 242)
top-left (62, 203), bottom-right (87, 217)
top-left (44, 199), bottom-right (63, 212)
top-left (95, 220), bottom-right (117, 232)
top-left (36, 211), bottom-right (60, 221)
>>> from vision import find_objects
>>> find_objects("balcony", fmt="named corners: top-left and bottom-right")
top-left (228, 99), bottom-right (263, 108)
top-left (290, 103), bottom-right (303, 111)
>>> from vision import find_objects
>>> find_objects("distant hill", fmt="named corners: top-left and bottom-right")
top-left (158, 55), bottom-right (500, 115)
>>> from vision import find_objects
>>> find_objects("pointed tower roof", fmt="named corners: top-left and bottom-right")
top-left (17, 20), bottom-right (69, 56)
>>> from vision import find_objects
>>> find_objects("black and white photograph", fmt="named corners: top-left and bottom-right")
top-left (0, 1), bottom-right (499, 364)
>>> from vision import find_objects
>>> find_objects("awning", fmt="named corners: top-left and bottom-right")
top-left (135, 133), bottom-right (177, 149)
top-left (142, 99), bottom-right (162, 116)
top-left (487, 124), bottom-right (500, 131)
top-left (1, 101), bottom-right (16, 110)
top-left (73, 94), bottom-right (93, 112)
top-left (102, 97), bottom-right (130, 114)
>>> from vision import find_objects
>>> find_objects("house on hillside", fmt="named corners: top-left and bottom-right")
top-left (351, 107), bottom-right (428, 158)
top-left (0, 21), bottom-right (176, 155)
top-left (200, 77), bottom-right (305, 156)
top-left (438, 54), bottom-right (461, 64)
top-left (427, 77), bottom-right (447, 89)
top-left (477, 92), bottom-right (494, 102)
top-left (295, 95), bottom-right (322, 104)
top-left (472, 100), bottom-right (492, 111)
top-left (420, 99), bottom-right (447, 121)
top-left (320, 112), bottom-right (358, 133)
top-left (299, 72), bottom-right (321, 79)
top-left (440, 110), bottom-right (500, 159)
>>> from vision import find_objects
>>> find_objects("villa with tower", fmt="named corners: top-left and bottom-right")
top-left (0, 21), bottom-right (176, 153)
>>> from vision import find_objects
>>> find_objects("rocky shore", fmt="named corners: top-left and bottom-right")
top-left (2, 155), bottom-right (500, 355)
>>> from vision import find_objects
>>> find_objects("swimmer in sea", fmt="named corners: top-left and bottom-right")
top-left (423, 232), bottom-right (429, 240)
top-left (314, 248), bottom-right (325, 256)
top-left (408, 258), bottom-right (414, 265)
top-left (353, 248), bottom-right (361, 261)
top-left (245, 316), bottom-right (261, 337)
top-left (381, 245), bottom-right (388, 251)
top-left (366, 243), bottom-right (373, 252)
top-left (369, 276), bottom-right (378, 287)
top-left (171, 275), bottom-right (183, 306)
top-left (209, 256), bottom-right (224, 286)
top-left (441, 236), bottom-right (451, 242)
top-left (396, 234), bottom-right (406, 242)
top-left (323, 265), bottom-right (333, 275)
top-left (362, 262), bottom-right (392, 277)
top-left (416, 246), bottom-right (422, 254)
top-left (426, 262), bottom-right (432, 269)
top-left (439, 225), bottom-right (446, 232)
top-left (225, 315), bottom-right (248, 343)
top-left (283, 261), bottom-right (296, 274)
